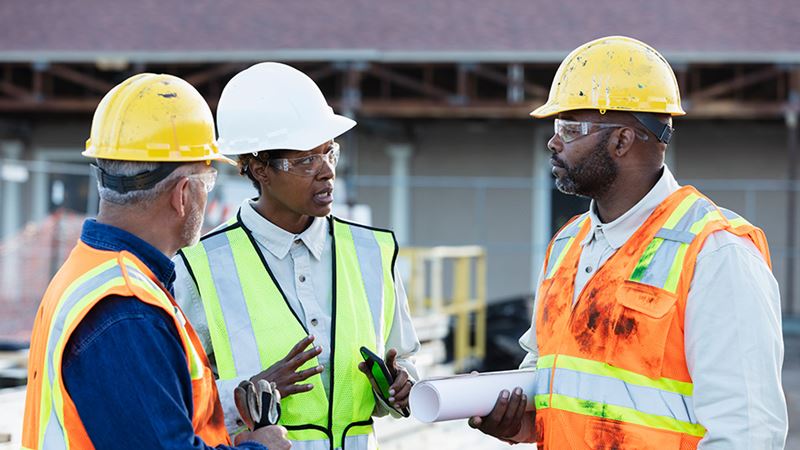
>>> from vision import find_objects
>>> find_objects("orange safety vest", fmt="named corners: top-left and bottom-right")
top-left (22, 241), bottom-right (230, 450)
top-left (533, 186), bottom-right (771, 449)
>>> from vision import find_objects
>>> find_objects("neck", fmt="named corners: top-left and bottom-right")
top-left (96, 204), bottom-right (179, 257)
top-left (252, 197), bottom-right (313, 234)
top-left (593, 166), bottom-right (662, 223)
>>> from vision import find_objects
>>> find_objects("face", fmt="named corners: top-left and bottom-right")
top-left (547, 111), bottom-right (619, 198)
top-left (179, 166), bottom-right (217, 247)
top-left (258, 141), bottom-right (337, 219)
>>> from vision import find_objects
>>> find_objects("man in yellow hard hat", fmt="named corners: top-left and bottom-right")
top-left (469, 36), bottom-right (787, 449)
top-left (21, 73), bottom-right (290, 450)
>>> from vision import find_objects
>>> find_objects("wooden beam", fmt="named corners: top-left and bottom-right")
top-left (357, 99), bottom-right (540, 119)
top-left (0, 80), bottom-right (31, 99)
top-left (0, 98), bottom-right (99, 112)
top-left (48, 64), bottom-right (113, 94)
top-left (687, 99), bottom-right (786, 119)
top-left (184, 63), bottom-right (247, 86)
top-left (689, 65), bottom-right (781, 101)
top-left (471, 64), bottom-right (549, 98)
top-left (367, 65), bottom-right (454, 100)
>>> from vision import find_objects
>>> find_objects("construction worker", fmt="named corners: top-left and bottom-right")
top-left (469, 36), bottom-right (787, 449)
top-left (21, 73), bottom-right (290, 450)
top-left (174, 62), bottom-right (420, 450)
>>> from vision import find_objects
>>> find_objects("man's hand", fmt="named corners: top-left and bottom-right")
top-left (251, 335), bottom-right (322, 398)
top-left (467, 388), bottom-right (527, 441)
top-left (358, 348), bottom-right (412, 410)
top-left (234, 424), bottom-right (291, 450)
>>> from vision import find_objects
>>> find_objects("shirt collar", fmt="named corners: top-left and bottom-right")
top-left (239, 199), bottom-right (329, 261)
top-left (80, 219), bottom-right (176, 289)
top-left (582, 165), bottom-right (681, 250)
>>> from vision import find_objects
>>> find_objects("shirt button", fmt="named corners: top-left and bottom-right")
top-left (585, 266), bottom-right (593, 274)
top-left (311, 318), bottom-right (319, 326)
top-left (299, 275), bottom-right (306, 282)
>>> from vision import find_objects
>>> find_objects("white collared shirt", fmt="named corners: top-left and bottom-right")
top-left (518, 166), bottom-right (787, 449)
top-left (174, 199), bottom-right (420, 431)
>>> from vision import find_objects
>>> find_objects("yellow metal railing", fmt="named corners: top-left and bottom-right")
top-left (398, 246), bottom-right (486, 372)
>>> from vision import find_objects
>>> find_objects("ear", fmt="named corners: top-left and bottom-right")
top-left (169, 176), bottom-right (191, 218)
top-left (249, 160), bottom-right (272, 188)
top-left (613, 127), bottom-right (637, 157)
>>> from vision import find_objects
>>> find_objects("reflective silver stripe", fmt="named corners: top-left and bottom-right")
top-left (551, 368), bottom-right (698, 425)
top-left (202, 232), bottom-right (262, 378)
top-left (654, 228), bottom-right (695, 244)
top-left (42, 404), bottom-right (67, 449)
top-left (348, 225), bottom-right (385, 339)
top-left (535, 367), bottom-right (552, 395)
top-left (46, 265), bottom-right (124, 386)
top-left (719, 208), bottom-right (740, 221)
top-left (41, 264), bottom-right (124, 449)
top-left (545, 214), bottom-right (588, 277)
top-left (560, 214), bottom-right (587, 239)
top-left (545, 237), bottom-right (571, 277)
top-left (631, 198), bottom-right (716, 288)
top-left (671, 197), bottom-right (714, 232)
top-left (636, 239), bottom-right (683, 287)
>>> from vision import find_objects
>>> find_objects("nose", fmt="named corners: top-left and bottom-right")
top-left (315, 157), bottom-right (335, 181)
top-left (547, 134), bottom-right (561, 154)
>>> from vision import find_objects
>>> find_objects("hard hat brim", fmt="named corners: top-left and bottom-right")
top-left (529, 103), bottom-right (561, 119)
top-left (82, 146), bottom-right (237, 166)
top-left (219, 113), bottom-right (357, 155)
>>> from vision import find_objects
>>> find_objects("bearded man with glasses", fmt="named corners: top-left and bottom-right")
top-left (174, 63), bottom-right (420, 450)
top-left (468, 36), bottom-right (787, 450)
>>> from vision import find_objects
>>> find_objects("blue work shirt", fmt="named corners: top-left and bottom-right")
top-left (62, 219), bottom-right (266, 450)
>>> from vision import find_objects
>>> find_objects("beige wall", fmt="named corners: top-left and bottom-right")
top-left (8, 117), bottom-right (798, 309)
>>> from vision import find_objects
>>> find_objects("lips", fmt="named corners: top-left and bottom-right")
top-left (550, 157), bottom-right (564, 168)
top-left (312, 185), bottom-right (334, 205)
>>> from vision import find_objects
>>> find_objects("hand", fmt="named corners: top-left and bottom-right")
top-left (251, 335), bottom-right (322, 398)
top-left (234, 424), bottom-right (291, 449)
top-left (467, 387), bottom-right (527, 441)
top-left (358, 348), bottom-right (412, 410)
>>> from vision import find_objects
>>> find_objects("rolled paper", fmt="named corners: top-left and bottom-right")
top-left (409, 369), bottom-right (539, 423)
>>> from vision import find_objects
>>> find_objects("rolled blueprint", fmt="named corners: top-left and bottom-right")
top-left (409, 369), bottom-right (540, 423)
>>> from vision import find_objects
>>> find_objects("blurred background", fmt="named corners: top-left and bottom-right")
top-left (0, 0), bottom-right (798, 448)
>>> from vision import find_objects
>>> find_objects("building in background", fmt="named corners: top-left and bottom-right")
top-left (1, 0), bottom-right (800, 344)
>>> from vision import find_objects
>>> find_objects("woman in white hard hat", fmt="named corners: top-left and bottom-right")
top-left (174, 62), bottom-right (420, 450)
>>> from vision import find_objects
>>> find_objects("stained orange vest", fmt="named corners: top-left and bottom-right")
top-left (533, 186), bottom-right (771, 450)
top-left (22, 241), bottom-right (230, 450)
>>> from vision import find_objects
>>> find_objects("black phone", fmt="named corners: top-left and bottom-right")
top-left (359, 346), bottom-right (410, 417)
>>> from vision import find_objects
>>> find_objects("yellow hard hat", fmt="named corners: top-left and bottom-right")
top-left (530, 36), bottom-right (685, 119)
top-left (84, 73), bottom-right (233, 164)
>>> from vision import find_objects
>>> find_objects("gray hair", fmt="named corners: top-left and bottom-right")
top-left (95, 159), bottom-right (190, 205)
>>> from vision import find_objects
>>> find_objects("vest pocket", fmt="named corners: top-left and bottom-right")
top-left (606, 281), bottom-right (678, 379)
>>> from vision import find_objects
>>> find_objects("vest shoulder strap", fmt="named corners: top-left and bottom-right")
top-left (542, 213), bottom-right (590, 279)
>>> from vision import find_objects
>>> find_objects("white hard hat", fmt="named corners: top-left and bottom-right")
top-left (217, 62), bottom-right (356, 155)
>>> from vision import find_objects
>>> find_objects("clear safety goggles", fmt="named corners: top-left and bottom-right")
top-left (186, 169), bottom-right (218, 193)
top-left (267, 142), bottom-right (340, 177)
top-left (554, 119), bottom-right (649, 144)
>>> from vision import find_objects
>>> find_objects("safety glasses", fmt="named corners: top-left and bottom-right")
top-left (554, 119), bottom-right (649, 144)
top-left (186, 169), bottom-right (218, 193)
top-left (267, 142), bottom-right (340, 177)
